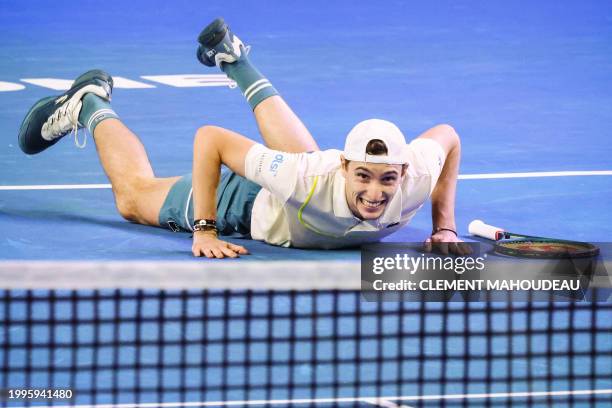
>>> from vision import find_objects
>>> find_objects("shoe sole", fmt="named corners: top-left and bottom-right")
top-left (18, 96), bottom-right (57, 154)
top-left (197, 18), bottom-right (229, 66)
top-left (198, 18), bottom-right (227, 48)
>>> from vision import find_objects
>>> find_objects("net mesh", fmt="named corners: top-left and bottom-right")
top-left (1, 288), bottom-right (611, 407)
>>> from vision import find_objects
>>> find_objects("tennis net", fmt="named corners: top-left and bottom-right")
top-left (0, 262), bottom-right (611, 407)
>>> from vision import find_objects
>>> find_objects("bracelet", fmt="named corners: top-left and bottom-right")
top-left (432, 227), bottom-right (457, 237)
top-left (193, 219), bottom-right (217, 233)
top-left (193, 226), bottom-right (218, 234)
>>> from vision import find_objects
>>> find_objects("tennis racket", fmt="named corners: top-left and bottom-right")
top-left (468, 220), bottom-right (600, 258)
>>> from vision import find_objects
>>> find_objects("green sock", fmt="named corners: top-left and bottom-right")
top-left (79, 93), bottom-right (119, 134)
top-left (221, 56), bottom-right (278, 110)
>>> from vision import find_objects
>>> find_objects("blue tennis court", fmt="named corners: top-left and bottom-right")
top-left (1, 0), bottom-right (611, 406)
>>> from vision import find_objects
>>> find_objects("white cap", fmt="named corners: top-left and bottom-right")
top-left (343, 119), bottom-right (408, 165)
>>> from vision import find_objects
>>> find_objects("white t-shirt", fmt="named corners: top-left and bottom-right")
top-left (244, 138), bottom-right (446, 249)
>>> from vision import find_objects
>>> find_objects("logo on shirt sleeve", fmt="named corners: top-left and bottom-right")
top-left (269, 154), bottom-right (285, 176)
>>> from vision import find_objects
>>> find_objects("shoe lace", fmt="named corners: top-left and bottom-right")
top-left (73, 124), bottom-right (88, 149)
top-left (46, 100), bottom-right (88, 149)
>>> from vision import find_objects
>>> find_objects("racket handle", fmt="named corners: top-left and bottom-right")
top-left (468, 219), bottom-right (505, 240)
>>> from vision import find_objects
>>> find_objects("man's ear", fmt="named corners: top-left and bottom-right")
top-left (401, 164), bottom-right (408, 177)
top-left (340, 155), bottom-right (350, 174)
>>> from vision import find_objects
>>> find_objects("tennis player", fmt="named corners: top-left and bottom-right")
top-left (17, 18), bottom-right (466, 258)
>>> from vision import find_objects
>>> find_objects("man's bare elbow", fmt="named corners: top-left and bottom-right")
top-left (432, 124), bottom-right (460, 154)
top-left (438, 123), bottom-right (460, 142)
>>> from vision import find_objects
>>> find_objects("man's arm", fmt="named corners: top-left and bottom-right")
top-left (420, 124), bottom-right (460, 233)
top-left (191, 125), bottom-right (255, 258)
top-left (417, 124), bottom-right (468, 254)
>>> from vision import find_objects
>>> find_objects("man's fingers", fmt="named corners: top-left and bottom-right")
top-left (448, 242), bottom-right (460, 255)
top-left (423, 238), bottom-right (432, 253)
top-left (192, 239), bottom-right (249, 259)
top-left (229, 244), bottom-right (249, 254)
top-left (219, 246), bottom-right (238, 258)
top-left (438, 242), bottom-right (449, 255)
top-left (459, 242), bottom-right (473, 256)
top-left (193, 245), bottom-right (207, 257)
top-left (211, 248), bottom-right (225, 258)
top-left (449, 241), bottom-right (472, 256)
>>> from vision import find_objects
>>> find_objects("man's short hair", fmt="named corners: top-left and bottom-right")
top-left (365, 139), bottom-right (388, 156)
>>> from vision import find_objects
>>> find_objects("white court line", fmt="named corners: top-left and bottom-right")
top-left (0, 170), bottom-right (611, 191)
top-left (18, 389), bottom-right (612, 408)
top-left (458, 170), bottom-right (612, 179)
top-left (0, 183), bottom-right (111, 190)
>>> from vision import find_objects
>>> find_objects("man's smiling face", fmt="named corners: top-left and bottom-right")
top-left (341, 157), bottom-right (407, 220)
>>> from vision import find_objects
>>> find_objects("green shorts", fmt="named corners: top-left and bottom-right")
top-left (158, 171), bottom-right (262, 237)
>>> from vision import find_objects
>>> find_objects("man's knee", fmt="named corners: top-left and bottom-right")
top-left (115, 192), bottom-right (139, 222)
top-left (194, 125), bottom-right (223, 144)
top-left (113, 176), bottom-right (151, 222)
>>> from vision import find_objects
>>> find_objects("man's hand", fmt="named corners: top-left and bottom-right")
top-left (192, 230), bottom-right (249, 258)
top-left (423, 229), bottom-right (472, 256)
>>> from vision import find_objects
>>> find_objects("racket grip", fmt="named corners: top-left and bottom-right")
top-left (468, 219), bottom-right (504, 240)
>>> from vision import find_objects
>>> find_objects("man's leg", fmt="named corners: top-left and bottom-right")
top-left (252, 96), bottom-right (319, 152)
top-left (18, 71), bottom-right (178, 227)
top-left (197, 18), bottom-right (319, 153)
top-left (72, 93), bottom-right (180, 226)
top-left (91, 117), bottom-right (179, 226)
